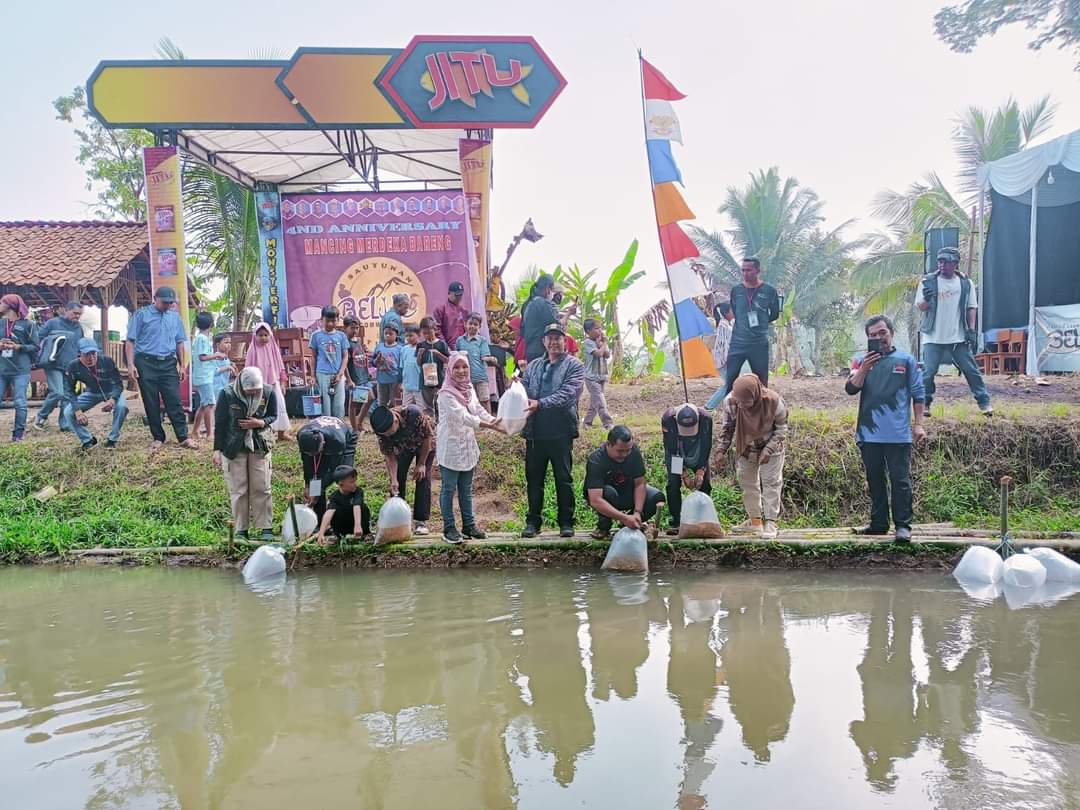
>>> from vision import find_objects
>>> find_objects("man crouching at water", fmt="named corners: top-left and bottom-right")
top-left (845, 315), bottom-right (926, 542)
top-left (584, 425), bottom-right (665, 539)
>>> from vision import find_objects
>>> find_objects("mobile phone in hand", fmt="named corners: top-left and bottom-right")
top-left (867, 338), bottom-right (883, 354)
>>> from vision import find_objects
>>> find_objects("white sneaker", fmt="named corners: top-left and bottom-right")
top-left (762, 520), bottom-right (779, 540)
top-left (414, 522), bottom-right (429, 536)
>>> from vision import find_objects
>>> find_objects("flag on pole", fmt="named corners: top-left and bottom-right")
top-left (640, 56), bottom-right (715, 379)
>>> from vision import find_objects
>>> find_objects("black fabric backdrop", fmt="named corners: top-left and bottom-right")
top-left (983, 189), bottom-right (1080, 330)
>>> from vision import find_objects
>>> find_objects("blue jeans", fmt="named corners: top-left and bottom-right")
top-left (0, 371), bottom-right (30, 438)
top-left (439, 465), bottom-right (476, 531)
top-left (316, 372), bottom-right (346, 419)
top-left (921, 342), bottom-right (991, 410)
top-left (65, 391), bottom-right (129, 445)
top-left (705, 384), bottom-right (727, 410)
top-left (38, 367), bottom-right (73, 430)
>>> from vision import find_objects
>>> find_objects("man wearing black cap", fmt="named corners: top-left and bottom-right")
top-left (125, 285), bottom-right (196, 451)
top-left (433, 281), bottom-right (468, 348)
top-left (313, 465), bottom-right (372, 543)
top-left (297, 415), bottom-right (357, 519)
top-left (64, 337), bottom-right (129, 452)
top-left (916, 246), bottom-right (992, 416)
top-left (520, 322), bottom-right (585, 537)
top-left (369, 403), bottom-right (436, 535)
top-left (661, 402), bottom-right (714, 535)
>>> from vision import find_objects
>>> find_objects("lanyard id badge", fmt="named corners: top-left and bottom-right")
top-left (744, 285), bottom-right (760, 328)
top-left (308, 478), bottom-right (322, 497)
top-left (747, 310), bottom-right (760, 328)
top-left (670, 455), bottom-right (684, 475)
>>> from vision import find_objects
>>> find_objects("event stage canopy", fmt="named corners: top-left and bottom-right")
top-left (979, 128), bottom-right (1080, 373)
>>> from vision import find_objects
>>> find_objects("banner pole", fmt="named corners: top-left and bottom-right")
top-left (639, 50), bottom-right (690, 404)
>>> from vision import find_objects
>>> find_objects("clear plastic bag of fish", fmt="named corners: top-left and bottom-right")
top-left (496, 379), bottom-right (529, 435)
top-left (677, 491), bottom-right (725, 539)
top-left (1024, 547), bottom-right (1080, 583)
top-left (601, 527), bottom-right (649, 573)
top-left (1002, 553), bottom-right (1046, 589)
top-left (952, 545), bottom-right (1003, 585)
top-left (375, 497), bottom-right (413, 545)
top-left (242, 545), bottom-right (286, 582)
top-left (280, 504), bottom-right (319, 546)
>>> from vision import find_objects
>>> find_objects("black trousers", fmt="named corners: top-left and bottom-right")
top-left (309, 450), bottom-right (356, 520)
top-left (666, 471), bottom-right (712, 526)
top-left (859, 442), bottom-right (913, 530)
top-left (594, 484), bottom-right (665, 532)
top-left (135, 354), bottom-right (188, 442)
top-left (724, 342), bottom-right (770, 396)
top-left (525, 438), bottom-right (575, 528)
top-left (396, 446), bottom-right (434, 522)
top-left (330, 499), bottom-right (372, 537)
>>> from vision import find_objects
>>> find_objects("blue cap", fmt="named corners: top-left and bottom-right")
top-left (77, 338), bottom-right (99, 355)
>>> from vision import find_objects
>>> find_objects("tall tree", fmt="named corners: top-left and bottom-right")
top-left (935, 0), bottom-right (1080, 70)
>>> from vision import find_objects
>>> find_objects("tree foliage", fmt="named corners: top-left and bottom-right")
top-left (935, 0), bottom-right (1080, 70)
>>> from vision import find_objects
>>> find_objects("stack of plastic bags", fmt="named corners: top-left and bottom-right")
top-left (496, 379), bottom-right (529, 435)
top-left (375, 497), bottom-right (413, 545)
top-left (953, 544), bottom-right (1080, 609)
top-left (677, 492), bottom-right (725, 539)
top-left (601, 527), bottom-right (649, 573)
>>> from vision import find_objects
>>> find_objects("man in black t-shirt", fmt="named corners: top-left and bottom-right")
top-left (584, 425), bottom-right (665, 539)
top-left (314, 465), bottom-right (371, 542)
top-left (724, 257), bottom-right (781, 396)
top-left (661, 403), bottom-right (714, 535)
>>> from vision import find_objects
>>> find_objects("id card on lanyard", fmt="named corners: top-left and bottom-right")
top-left (309, 454), bottom-right (323, 497)
top-left (2, 321), bottom-right (14, 358)
top-left (745, 286), bottom-right (760, 328)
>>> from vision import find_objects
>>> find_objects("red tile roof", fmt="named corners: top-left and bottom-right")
top-left (0, 220), bottom-right (148, 288)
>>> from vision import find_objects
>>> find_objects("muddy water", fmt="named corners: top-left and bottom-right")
top-left (2, 567), bottom-right (1079, 809)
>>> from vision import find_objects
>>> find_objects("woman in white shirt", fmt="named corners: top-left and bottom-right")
top-left (437, 352), bottom-right (503, 542)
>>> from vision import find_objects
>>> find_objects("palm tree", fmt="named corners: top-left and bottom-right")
top-left (853, 97), bottom-right (1056, 336)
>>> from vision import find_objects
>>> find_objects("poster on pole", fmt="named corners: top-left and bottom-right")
top-left (255, 189), bottom-right (289, 327)
top-left (1034, 303), bottom-right (1080, 372)
top-left (280, 192), bottom-right (479, 339)
top-left (459, 138), bottom-right (492, 305)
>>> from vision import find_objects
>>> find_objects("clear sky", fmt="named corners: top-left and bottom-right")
top-left (3, 0), bottom-right (1078, 326)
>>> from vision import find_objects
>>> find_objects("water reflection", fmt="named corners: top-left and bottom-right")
top-left (1, 568), bottom-right (1079, 809)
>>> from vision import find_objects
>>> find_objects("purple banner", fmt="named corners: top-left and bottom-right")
top-left (280, 191), bottom-right (477, 335)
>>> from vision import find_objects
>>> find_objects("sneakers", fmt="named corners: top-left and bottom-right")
top-left (559, 526), bottom-right (575, 538)
top-left (735, 517), bottom-right (764, 532)
top-left (462, 526), bottom-right (486, 540)
top-left (104, 439), bottom-right (117, 450)
top-left (79, 437), bottom-right (99, 453)
top-left (854, 525), bottom-right (890, 536)
top-left (589, 528), bottom-right (609, 540)
top-left (521, 524), bottom-right (539, 538)
top-left (148, 440), bottom-right (164, 453)
top-left (413, 522), bottom-right (430, 536)
top-left (979, 404), bottom-right (994, 417)
top-left (665, 526), bottom-right (680, 536)
top-left (235, 529), bottom-right (249, 541)
top-left (32, 420), bottom-right (46, 432)
top-left (762, 520), bottom-right (779, 540)
top-left (894, 526), bottom-right (912, 542)
top-left (260, 529), bottom-right (275, 542)
top-left (443, 527), bottom-right (463, 544)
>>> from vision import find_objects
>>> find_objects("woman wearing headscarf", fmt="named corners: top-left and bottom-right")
top-left (245, 322), bottom-right (291, 441)
top-left (519, 274), bottom-right (558, 362)
top-left (0, 294), bottom-right (39, 442)
top-left (714, 374), bottom-right (789, 539)
top-left (436, 352), bottom-right (503, 542)
top-left (213, 366), bottom-right (277, 541)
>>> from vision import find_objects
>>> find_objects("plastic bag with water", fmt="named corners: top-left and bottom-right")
top-left (496, 379), bottom-right (529, 435)
top-left (1002, 553), bottom-right (1047, 589)
top-left (678, 491), bottom-right (725, 539)
top-left (952, 545), bottom-right (1003, 585)
top-left (281, 504), bottom-right (319, 545)
top-left (1024, 547), bottom-right (1080, 583)
top-left (375, 497), bottom-right (413, 545)
top-left (242, 545), bottom-right (286, 582)
top-left (601, 527), bottom-right (649, 573)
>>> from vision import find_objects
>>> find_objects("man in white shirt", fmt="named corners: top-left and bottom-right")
top-left (916, 247), bottom-right (992, 416)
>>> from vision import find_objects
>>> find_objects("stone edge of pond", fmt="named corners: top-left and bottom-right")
top-left (11, 535), bottom-right (1080, 571)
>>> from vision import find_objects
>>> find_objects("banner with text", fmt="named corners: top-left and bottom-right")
top-left (1034, 303), bottom-right (1080, 373)
top-left (459, 138), bottom-right (492, 307)
top-left (280, 192), bottom-right (477, 339)
top-left (255, 189), bottom-right (289, 327)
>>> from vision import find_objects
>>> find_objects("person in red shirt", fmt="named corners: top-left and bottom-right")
top-left (432, 281), bottom-right (468, 347)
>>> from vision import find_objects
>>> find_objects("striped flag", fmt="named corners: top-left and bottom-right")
top-left (639, 56), bottom-right (715, 379)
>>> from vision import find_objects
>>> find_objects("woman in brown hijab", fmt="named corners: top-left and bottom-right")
top-left (715, 374), bottom-right (789, 538)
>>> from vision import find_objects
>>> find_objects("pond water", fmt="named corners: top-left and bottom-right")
top-left (1, 567), bottom-right (1079, 809)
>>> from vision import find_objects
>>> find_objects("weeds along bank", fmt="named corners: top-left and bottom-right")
top-left (1, 407), bottom-right (1078, 559)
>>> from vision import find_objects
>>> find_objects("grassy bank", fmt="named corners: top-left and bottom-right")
top-left (1, 402), bottom-right (1078, 561)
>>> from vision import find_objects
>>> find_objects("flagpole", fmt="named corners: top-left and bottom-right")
top-left (638, 49), bottom-right (691, 404)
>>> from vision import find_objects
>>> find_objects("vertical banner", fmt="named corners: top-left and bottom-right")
top-left (459, 138), bottom-right (492, 312)
top-left (255, 188), bottom-right (289, 327)
top-left (280, 191), bottom-right (476, 340)
top-left (143, 145), bottom-right (191, 404)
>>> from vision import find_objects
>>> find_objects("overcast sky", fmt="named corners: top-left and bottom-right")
top-left (3, 0), bottom-right (1078, 326)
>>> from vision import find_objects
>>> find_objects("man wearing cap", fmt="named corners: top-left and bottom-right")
top-left (63, 337), bottom-right (128, 452)
top-left (379, 294), bottom-right (410, 341)
top-left (125, 286), bottom-right (195, 451)
top-left (916, 247), bottom-right (992, 416)
top-left (520, 322), bottom-right (585, 537)
top-left (297, 415), bottom-right (357, 520)
top-left (660, 402), bottom-right (714, 535)
top-left (369, 403), bottom-right (436, 536)
top-left (433, 281), bottom-right (468, 348)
